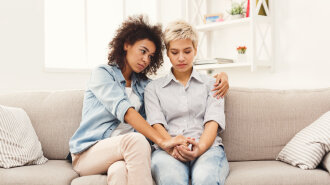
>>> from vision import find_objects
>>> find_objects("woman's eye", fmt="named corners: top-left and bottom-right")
top-left (141, 50), bottom-right (146, 54)
top-left (171, 52), bottom-right (178, 55)
top-left (185, 51), bottom-right (191, 54)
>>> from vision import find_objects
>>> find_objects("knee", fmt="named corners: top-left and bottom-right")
top-left (192, 173), bottom-right (220, 185)
top-left (151, 152), bottom-right (188, 185)
top-left (108, 161), bottom-right (126, 175)
top-left (192, 165), bottom-right (222, 185)
top-left (107, 161), bottom-right (127, 185)
top-left (152, 167), bottom-right (187, 185)
top-left (124, 133), bottom-right (151, 154)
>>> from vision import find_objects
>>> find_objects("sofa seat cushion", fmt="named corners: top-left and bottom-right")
top-left (71, 175), bottom-right (158, 185)
top-left (226, 161), bottom-right (330, 185)
top-left (71, 175), bottom-right (107, 185)
top-left (0, 160), bottom-right (78, 185)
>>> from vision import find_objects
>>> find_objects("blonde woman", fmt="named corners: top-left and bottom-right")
top-left (145, 20), bottom-right (230, 185)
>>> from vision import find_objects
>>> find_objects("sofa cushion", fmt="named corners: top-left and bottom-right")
top-left (322, 152), bottom-right (330, 173)
top-left (222, 87), bottom-right (330, 161)
top-left (71, 175), bottom-right (107, 185)
top-left (0, 105), bottom-right (47, 168)
top-left (0, 160), bottom-right (78, 185)
top-left (276, 111), bottom-right (330, 169)
top-left (225, 161), bottom-right (330, 185)
top-left (0, 90), bottom-right (84, 160)
top-left (71, 174), bottom-right (158, 185)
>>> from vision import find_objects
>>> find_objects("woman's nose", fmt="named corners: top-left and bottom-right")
top-left (143, 55), bottom-right (149, 63)
top-left (179, 53), bottom-right (184, 61)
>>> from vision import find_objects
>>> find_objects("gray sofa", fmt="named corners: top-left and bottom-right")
top-left (0, 88), bottom-right (329, 185)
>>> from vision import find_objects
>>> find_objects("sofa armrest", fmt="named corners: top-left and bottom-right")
top-left (322, 152), bottom-right (330, 173)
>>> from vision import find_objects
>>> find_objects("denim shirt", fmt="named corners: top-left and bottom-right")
top-left (69, 64), bottom-right (150, 154)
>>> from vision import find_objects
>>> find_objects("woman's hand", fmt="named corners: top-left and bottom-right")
top-left (158, 135), bottom-right (187, 151)
top-left (212, 72), bottom-right (229, 99)
top-left (175, 138), bottom-right (203, 162)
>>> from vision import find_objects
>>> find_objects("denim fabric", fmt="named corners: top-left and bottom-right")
top-left (69, 64), bottom-right (150, 154)
top-left (151, 146), bottom-right (229, 185)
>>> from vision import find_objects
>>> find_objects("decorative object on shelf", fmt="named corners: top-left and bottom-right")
top-left (236, 46), bottom-right (247, 63)
top-left (246, 0), bottom-right (250, 17)
top-left (215, 58), bottom-right (234, 64)
top-left (194, 58), bottom-right (217, 65)
top-left (194, 57), bottom-right (234, 65)
top-left (257, 0), bottom-right (269, 16)
top-left (187, 0), bottom-right (273, 71)
top-left (227, 1), bottom-right (246, 20)
top-left (204, 13), bottom-right (224, 24)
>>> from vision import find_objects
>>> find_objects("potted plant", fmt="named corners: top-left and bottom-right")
top-left (236, 46), bottom-right (247, 63)
top-left (228, 1), bottom-right (246, 19)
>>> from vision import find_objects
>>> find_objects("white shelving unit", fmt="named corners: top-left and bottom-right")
top-left (196, 17), bottom-right (251, 31)
top-left (194, 63), bottom-right (251, 70)
top-left (186, 0), bottom-right (274, 72)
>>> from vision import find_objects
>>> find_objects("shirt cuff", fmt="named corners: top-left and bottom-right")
top-left (148, 120), bottom-right (168, 129)
top-left (203, 116), bottom-right (225, 133)
top-left (117, 99), bottom-right (133, 123)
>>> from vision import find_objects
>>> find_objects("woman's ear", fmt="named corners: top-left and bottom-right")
top-left (123, 42), bottom-right (129, 51)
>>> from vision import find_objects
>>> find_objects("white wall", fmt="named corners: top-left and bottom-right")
top-left (208, 0), bottom-right (330, 89)
top-left (0, 0), bottom-right (90, 93)
top-left (0, 0), bottom-right (329, 93)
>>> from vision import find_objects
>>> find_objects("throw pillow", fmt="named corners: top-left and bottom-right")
top-left (322, 152), bottom-right (330, 173)
top-left (0, 105), bottom-right (47, 168)
top-left (276, 111), bottom-right (330, 170)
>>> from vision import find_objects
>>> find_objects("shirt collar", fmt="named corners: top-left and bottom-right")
top-left (112, 65), bottom-right (126, 84)
top-left (161, 67), bottom-right (203, 88)
top-left (112, 65), bottom-right (140, 85)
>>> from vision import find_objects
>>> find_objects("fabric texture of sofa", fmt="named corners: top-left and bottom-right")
top-left (0, 87), bottom-right (329, 185)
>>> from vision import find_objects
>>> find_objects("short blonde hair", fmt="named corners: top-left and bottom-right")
top-left (163, 20), bottom-right (198, 50)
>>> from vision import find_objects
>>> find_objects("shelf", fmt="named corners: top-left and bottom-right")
top-left (194, 63), bottom-right (251, 70)
top-left (196, 17), bottom-right (251, 32)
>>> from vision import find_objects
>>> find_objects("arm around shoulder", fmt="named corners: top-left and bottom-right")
top-left (203, 78), bottom-right (226, 132)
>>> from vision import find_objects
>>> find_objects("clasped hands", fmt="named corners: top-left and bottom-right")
top-left (166, 135), bottom-right (202, 162)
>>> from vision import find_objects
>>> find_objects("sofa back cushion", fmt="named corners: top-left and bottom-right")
top-left (222, 87), bottom-right (330, 161)
top-left (1, 88), bottom-right (330, 162)
top-left (0, 90), bottom-right (84, 160)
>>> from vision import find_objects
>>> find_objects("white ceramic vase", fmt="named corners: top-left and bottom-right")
top-left (230, 14), bottom-right (244, 20)
top-left (237, 53), bottom-right (247, 63)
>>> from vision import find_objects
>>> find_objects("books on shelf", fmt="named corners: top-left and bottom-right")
top-left (194, 58), bottom-right (234, 65)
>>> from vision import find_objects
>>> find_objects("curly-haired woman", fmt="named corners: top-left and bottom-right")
top-left (69, 15), bottom-right (229, 185)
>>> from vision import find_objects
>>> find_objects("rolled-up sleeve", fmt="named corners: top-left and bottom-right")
top-left (144, 81), bottom-right (168, 128)
top-left (88, 66), bottom-right (132, 123)
top-left (203, 79), bottom-right (226, 132)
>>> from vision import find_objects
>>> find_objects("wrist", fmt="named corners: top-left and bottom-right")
top-left (198, 143), bottom-right (207, 155)
top-left (156, 137), bottom-right (167, 149)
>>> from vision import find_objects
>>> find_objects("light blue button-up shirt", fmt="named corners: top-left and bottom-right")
top-left (69, 64), bottom-right (150, 154)
top-left (144, 68), bottom-right (225, 148)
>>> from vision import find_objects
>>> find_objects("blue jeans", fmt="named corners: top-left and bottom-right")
top-left (151, 146), bottom-right (229, 185)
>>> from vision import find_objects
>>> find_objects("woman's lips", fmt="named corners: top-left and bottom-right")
top-left (177, 64), bottom-right (187, 68)
top-left (138, 64), bottom-right (145, 70)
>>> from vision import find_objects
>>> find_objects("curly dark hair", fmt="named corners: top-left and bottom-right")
top-left (108, 15), bottom-right (164, 79)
